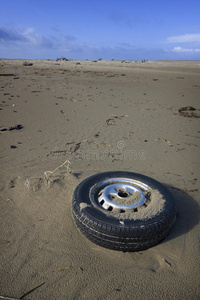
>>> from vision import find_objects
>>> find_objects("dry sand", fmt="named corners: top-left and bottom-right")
top-left (0, 59), bottom-right (200, 299)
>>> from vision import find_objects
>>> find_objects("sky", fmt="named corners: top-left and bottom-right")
top-left (0, 0), bottom-right (200, 60)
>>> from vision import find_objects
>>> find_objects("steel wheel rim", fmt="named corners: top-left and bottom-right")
top-left (90, 178), bottom-right (151, 212)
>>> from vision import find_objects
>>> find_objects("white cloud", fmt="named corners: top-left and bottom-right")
top-left (0, 27), bottom-right (55, 47)
top-left (1, 26), bottom-right (200, 60)
top-left (23, 28), bottom-right (43, 44)
top-left (172, 46), bottom-right (200, 53)
top-left (167, 33), bottom-right (200, 43)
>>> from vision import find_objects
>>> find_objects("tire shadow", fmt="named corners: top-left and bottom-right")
top-left (163, 184), bottom-right (200, 241)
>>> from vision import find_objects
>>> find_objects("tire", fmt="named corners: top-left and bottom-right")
top-left (72, 171), bottom-right (176, 252)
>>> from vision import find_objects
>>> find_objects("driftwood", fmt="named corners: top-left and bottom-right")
top-left (0, 282), bottom-right (45, 300)
top-left (23, 61), bottom-right (33, 66)
top-left (52, 266), bottom-right (72, 272)
top-left (19, 282), bottom-right (45, 299)
top-left (175, 106), bottom-right (200, 118)
top-left (47, 150), bottom-right (68, 157)
top-left (0, 125), bottom-right (23, 131)
top-left (72, 142), bottom-right (81, 153)
top-left (178, 106), bottom-right (196, 112)
top-left (0, 74), bottom-right (16, 77)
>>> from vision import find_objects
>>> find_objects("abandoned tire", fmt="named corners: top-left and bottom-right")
top-left (72, 171), bottom-right (176, 252)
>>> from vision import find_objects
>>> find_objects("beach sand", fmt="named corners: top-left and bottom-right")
top-left (0, 59), bottom-right (199, 299)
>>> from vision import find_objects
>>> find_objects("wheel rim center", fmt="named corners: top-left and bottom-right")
top-left (118, 190), bottom-right (129, 197)
top-left (90, 178), bottom-right (149, 211)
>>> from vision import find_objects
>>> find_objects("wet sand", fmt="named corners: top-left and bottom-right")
top-left (0, 59), bottom-right (200, 299)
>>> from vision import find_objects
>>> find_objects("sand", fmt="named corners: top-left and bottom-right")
top-left (0, 59), bottom-right (200, 299)
top-left (104, 189), bottom-right (167, 221)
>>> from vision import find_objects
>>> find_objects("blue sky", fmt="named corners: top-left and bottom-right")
top-left (0, 0), bottom-right (200, 60)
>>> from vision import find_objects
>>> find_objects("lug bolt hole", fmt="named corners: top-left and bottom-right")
top-left (100, 200), bottom-right (105, 205)
top-left (118, 190), bottom-right (129, 198)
